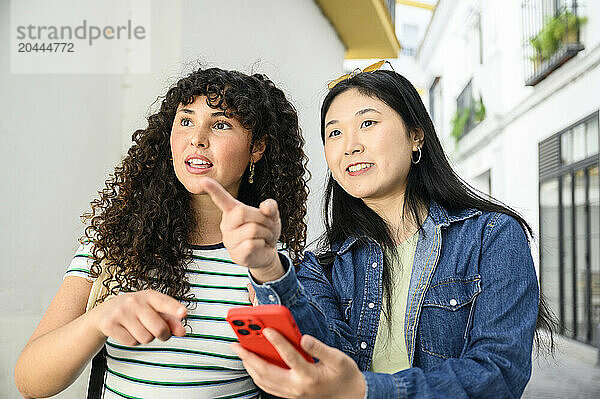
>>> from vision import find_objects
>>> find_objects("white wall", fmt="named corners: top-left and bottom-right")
top-left (0, 0), bottom-right (343, 397)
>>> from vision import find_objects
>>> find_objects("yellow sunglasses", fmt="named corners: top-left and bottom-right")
top-left (327, 60), bottom-right (393, 90)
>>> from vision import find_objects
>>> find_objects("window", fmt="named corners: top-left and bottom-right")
top-left (539, 111), bottom-right (600, 346)
top-left (540, 178), bottom-right (561, 328)
top-left (561, 117), bottom-right (600, 165)
top-left (476, 13), bottom-right (483, 64)
top-left (401, 23), bottom-right (419, 56)
top-left (472, 169), bottom-right (492, 196)
top-left (428, 77), bottom-right (442, 132)
top-left (455, 80), bottom-right (475, 136)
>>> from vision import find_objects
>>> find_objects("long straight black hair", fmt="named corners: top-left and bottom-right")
top-left (319, 70), bottom-right (556, 353)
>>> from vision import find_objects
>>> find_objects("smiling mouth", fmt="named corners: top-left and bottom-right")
top-left (347, 163), bottom-right (374, 173)
top-left (186, 159), bottom-right (213, 169)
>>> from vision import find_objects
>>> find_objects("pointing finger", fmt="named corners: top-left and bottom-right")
top-left (145, 290), bottom-right (188, 320)
top-left (199, 177), bottom-right (240, 213)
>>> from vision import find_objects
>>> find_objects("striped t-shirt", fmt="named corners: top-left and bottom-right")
top-left (66, 242), bottom-right (259, 399)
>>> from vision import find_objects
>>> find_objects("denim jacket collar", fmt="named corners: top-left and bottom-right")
top-left (429, 200), bottom-right (482, 227)
top-left (334, 199), bottom-right (482, 255)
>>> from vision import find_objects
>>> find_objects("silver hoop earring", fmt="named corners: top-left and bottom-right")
top-left (411, 147), bottom-right (422, 164)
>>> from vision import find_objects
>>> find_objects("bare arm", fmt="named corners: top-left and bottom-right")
top-left (15, 276), bottom-right (103, 398)
top-left (14, 277), bottom-right (188, 398)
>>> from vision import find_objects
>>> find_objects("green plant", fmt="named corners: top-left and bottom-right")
top-left (450, 96), bottom-right (486, 144)
top-left (559, 11), bottom-right (588, 42)
top-left (529, 10), bottom-right (588, 65)
top-left (450, 108), bottom-right (470, 143)
top-left (474, 96), bottom-right (486, 123)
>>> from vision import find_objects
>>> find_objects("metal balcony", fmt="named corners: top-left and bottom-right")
top-left (522, 0), bottom-right (586, 86)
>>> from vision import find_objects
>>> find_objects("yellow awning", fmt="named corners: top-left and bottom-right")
top-left (396, 0), bottom-right (436, 12)
top-left (316, 0), bottom-right (401, 59)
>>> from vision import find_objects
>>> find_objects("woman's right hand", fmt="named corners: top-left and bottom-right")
top-left (86, 289), bottom-right (188, 345)
top-left (16, 280), bottom-right (188, 398)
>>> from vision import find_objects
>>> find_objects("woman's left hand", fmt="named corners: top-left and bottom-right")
top-left (231, 328), bottom-right (366, 399)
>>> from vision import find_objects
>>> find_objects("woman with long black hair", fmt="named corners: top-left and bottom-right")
top-left (206, 67), bottom-right (556, 398)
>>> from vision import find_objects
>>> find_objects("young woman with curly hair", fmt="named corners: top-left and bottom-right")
top-left (14, 67), bottom-right (308, 399)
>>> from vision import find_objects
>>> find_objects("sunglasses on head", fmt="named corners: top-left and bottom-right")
top-left (327, 60), bottom-right (394, 90)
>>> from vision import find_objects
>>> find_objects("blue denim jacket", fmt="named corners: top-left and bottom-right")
top-left (251, 201), bottom-right (539, 398)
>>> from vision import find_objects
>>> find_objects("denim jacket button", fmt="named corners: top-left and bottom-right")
top-left (268, 294), bottom-right (275, 302)
top-left (368, 302), bottom-right (375, 309)
top-left (360, 341), bottom-right (367, 349)
top-left (371, 262), bottom-right (378, 268)
top-left (450, 298), bottom-right (458, 306)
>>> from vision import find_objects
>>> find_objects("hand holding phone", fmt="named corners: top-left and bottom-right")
top-left (227, 305), bottom-right (314, 369)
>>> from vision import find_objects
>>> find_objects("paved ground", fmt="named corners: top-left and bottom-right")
top-left (523, 335), bottom-right (600, 398)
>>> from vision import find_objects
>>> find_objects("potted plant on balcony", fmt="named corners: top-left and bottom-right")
top-left (555, 10), bottom-right (587, 45)
top-left (530, 16), bottom-right (561, 64)
top-left (529, 10), bottom-right (587, 68)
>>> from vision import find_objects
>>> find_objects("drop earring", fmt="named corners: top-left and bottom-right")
top-left (248, 160), bottom-right (255, 184)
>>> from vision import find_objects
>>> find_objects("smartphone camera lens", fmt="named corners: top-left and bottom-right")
top-left (238, 329), bottom-right (250, 335)
top-left (232, 320), bottom-right (244, 326)
top-left (248, 324), bottom-right (261, 330)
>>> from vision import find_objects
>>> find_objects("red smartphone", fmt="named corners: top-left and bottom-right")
top-left (227, 304), bottom-right (314, 368)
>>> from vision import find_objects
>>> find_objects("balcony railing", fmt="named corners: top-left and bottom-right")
top-left (522, 0), bottom-right (586, 86)
top-left (401, 47), bottom-right (417, 57)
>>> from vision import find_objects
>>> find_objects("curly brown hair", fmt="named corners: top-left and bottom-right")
top-left (82, 67), bottom-right (309, 304)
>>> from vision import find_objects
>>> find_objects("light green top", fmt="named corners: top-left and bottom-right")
top-left (370, 231), bottom-right (419, 373)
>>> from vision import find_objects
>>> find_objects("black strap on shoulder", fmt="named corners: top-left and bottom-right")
top-left (261, 391), bottom-right (284, 398)
top-left (316, 251), bottom-right (336, 284)
top-left (87, 345), bottom-right (107, 399)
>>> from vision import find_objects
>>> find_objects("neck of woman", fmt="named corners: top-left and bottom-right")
top-left (188, 193), bottom-right (224, 246)
top-left (363, 192), bottom-right (428, 245)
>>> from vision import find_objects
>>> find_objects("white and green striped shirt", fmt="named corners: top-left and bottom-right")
top-left (66, 242), bottom-right (259, 399)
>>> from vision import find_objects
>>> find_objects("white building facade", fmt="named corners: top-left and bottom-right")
top-left (418, 0), bottom-right (599, 348)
